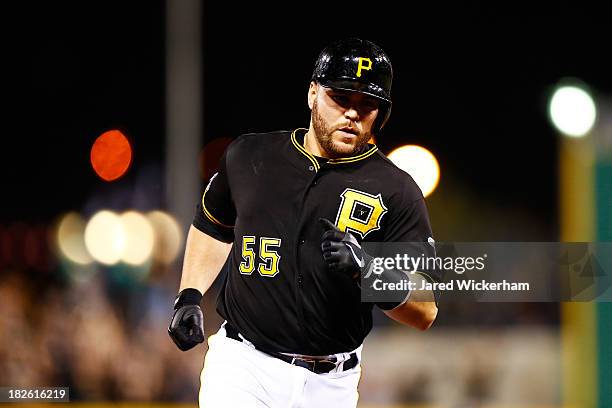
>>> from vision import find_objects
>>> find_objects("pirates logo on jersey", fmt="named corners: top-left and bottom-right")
top-left (334, 188), bottom-right (388, 239)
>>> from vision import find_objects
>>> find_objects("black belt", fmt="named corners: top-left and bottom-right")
top-left (224, 322), bottom-right (359, 374)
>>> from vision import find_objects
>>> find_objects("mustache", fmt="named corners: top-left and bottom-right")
top-left (335, 124), bottom-right (359, 135)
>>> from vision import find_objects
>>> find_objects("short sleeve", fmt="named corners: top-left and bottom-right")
top-left (384, 191), bottom-right (442, 284)
top-left (192, 149), bottom-right (236, 243)
top-left (384, 197), bottom-right (433, 244)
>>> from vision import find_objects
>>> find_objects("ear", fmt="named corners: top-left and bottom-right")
top-left (307, 81), bottom-right (317, 110)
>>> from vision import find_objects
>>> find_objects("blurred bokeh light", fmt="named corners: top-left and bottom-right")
top-left (56, 212), bottom-right (93, 265)
top-left (147, 210), bottom-right (183, 264)
top-left (549, 84), bottom-right (597, 138)
top-left (59, 210), bottom-right (177, 267)
top-left (388, 145), bottom-right (440, 197)
top-left (84, 210), bottom-right (125, 265)
top-left (120, 211), bottom-right (154, 265)
top-left (90, 130), bottom-right (133, 181)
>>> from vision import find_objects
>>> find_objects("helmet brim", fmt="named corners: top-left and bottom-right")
top-left (317, 78), bottom-right (392, 104)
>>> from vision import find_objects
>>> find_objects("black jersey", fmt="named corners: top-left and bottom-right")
top-left (193, 128), bottom-right (435, 355)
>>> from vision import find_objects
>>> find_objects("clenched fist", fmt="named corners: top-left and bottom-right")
top-left (168, 288), bottom-right (205, 351)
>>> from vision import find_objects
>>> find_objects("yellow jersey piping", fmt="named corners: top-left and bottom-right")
top-left (291, 128), bottom-right (320, 171)
top-left (327, 145), bottom-right (378, 164)
top-left (201, 190), bottom-right (234, 228)
top-left (291, 128), bottom-right (378, 166)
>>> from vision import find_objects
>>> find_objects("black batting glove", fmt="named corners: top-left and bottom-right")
top-left (168, 288), bottom-right (205, 351)
top-left (320, 218), bottom-right (372, 280)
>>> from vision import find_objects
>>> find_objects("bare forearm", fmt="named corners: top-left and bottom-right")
top-left (179, 225), bottom-right (232, 295)
top-left (383, 273), bottom-right (438, 330)
top-left (384, 301), bottom-right (437, 330)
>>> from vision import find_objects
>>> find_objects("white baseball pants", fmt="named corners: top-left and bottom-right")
top-left (199, 324), bottom-right (362, 408)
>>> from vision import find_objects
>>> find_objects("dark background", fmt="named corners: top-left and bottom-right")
top-left (5, 1), bottom-right (610, 233)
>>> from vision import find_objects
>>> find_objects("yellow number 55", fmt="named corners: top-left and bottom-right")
top-left (239, 236), bottom-right (282, 278)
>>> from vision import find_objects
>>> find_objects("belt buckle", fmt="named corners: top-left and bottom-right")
top-left (290, 357), bottom-right (314, 371)
top-left (313, 359), bottom-right (338, 374)
top-left (288, 354), bottom-right (344, 374)
top-left (290, 356), bottom-right (334, 373)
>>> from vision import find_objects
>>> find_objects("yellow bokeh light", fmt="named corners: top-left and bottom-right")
top-left (388, 145), bottom-right (440, 197)
top-left (56, 212), bottom-right (93, 265)
top-left (120, 211), bottom-right (155, 265)
top-left (146, 210), bottom-right (183, 264)
top-left (84, 210), bottom-right (125, 265)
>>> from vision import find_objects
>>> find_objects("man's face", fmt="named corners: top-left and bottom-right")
top-left (309, 83), bottom-right (380, 158)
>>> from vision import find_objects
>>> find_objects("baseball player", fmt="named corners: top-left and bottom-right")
top-left (168, 38), bottom-right (440, 407)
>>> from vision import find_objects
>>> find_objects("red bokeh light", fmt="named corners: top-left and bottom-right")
top-left (90, 130), bottom-right (132, 181)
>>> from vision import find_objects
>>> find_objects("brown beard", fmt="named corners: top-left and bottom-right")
top-left (311, 98), bottom-right (372, 159)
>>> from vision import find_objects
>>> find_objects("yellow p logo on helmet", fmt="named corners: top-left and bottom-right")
top-left (356, 57), bottom-right (372, 77)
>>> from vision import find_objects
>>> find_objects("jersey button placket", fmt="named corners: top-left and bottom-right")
top-left (311, 165), bottom-right (324, 186)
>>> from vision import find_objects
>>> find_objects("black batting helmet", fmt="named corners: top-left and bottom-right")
top-left (311, 38), bottom-right (393, 133)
